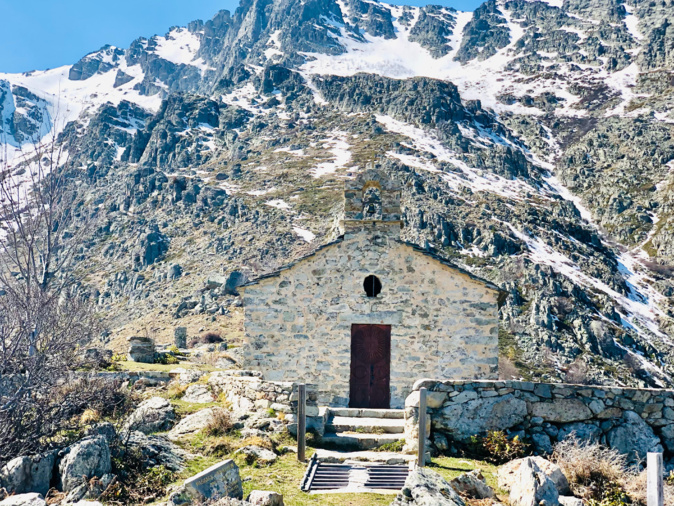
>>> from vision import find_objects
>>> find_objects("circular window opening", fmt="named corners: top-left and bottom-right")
top-left (364, 275), bottom-right (382, 298)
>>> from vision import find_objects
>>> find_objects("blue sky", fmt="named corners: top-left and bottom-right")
top-left (0, 0), bottom-right (483, 73)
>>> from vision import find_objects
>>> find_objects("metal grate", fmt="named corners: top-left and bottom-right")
top-left (301, 455), bottom-right (409, 493)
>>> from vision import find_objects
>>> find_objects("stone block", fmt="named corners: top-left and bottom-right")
top-left (127, 336), bottom-right (155, 364)
top-left (530, 399), bottom-right (592, 423)
top-left (247, 490), bottom-right (284, 506)
top-left (174, 327), bottom-right (187, 349)
top-left (184, 459), bottom-right (243, 501)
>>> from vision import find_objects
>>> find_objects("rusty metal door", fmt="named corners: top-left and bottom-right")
top-left (349, 324), bottom-right (391, 409)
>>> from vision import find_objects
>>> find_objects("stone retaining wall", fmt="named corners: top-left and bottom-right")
top-left (404, 379), bottom-right (674, 463)
top-left (208, 370), bottom-right (325, 434)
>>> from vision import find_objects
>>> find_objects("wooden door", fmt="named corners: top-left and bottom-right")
top-left (349, 324), bottom-right (391, 409)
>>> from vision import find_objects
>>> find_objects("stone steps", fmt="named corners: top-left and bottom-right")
top-left (327, 408), bottom-right (405, 419)
top-left (326, 416), bottom-right (405, 434)
top-left (320, 432), bottom-right (402, 450)
top-left (318, 407), bottom-right (406, 451)
top-left (314, 449), bottom-right (415, 465)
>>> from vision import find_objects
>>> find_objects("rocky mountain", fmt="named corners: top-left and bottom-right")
top-left (1, 0), bottom-right (674, 388)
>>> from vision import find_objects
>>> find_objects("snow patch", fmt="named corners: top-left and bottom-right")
top-left (312, 132), bottom-right (351, 177)
top-left (265, 199), bottom-right (291, 210)
top-left (293, 226), bottom-right (315, 243)
top-left (154, 28), bottom-right (204, 69)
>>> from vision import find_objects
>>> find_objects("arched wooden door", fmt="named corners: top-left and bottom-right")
top-left (349, 324), bottom-right (391, 409)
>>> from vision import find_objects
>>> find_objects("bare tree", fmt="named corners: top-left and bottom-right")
top-left (0, 127), bottom-right (110, 462)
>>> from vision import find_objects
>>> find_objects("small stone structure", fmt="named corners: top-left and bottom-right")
top-left (241, 167), bottom-right (506, 408)
top-left (127, 336), bottom-right (155, 363)
top-left (183, 459), bottom-right (242, 501)
top-left (404, 379), bottom-right (674, 462)
top-left (174, 327), bottom-right (187, 349)
top-left (208, 371), bottom-right (323, 433)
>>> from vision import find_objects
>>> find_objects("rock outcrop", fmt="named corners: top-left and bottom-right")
top-left (390, 467), bottom-right (465, 506)
top-left (58, 436), bottom-right (112, 492)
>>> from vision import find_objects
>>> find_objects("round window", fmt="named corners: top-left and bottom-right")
top-left (364, 275), bottom-right (382, 298)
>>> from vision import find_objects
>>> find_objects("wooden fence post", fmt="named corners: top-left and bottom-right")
top-left (648, 452), bottom-right (664, 506)
top-left (417, 387), bottom-right (427, 468)
top-left (298, 384), bottom-right (307, 463)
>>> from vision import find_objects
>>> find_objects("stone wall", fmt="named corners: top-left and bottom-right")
top-left (404, 379), bottom-right (674, 463)
top-left (207, 370), bottom-right (324, 434)
top-left (242, 227), bottom-right (501, 408)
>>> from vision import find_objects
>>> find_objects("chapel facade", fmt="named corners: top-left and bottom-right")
top-left (241, 167), bottom-right (505, 408)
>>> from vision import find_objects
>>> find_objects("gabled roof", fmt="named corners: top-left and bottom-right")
top-left (242, 236), bottom-right (509, 307)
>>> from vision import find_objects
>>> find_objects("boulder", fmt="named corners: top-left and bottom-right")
top-left (85, 422), bottom-right (117, 444)
top-left (127, 336), bottom-right (155, 363)
top-left (390, 467), bottom-right (465, 506)
top-left (558, 497), bottom-right (584, 506)
top-left (660, 424), bottom-right (674, 452)
top-left (530, 399), bottom-right (592, 423)
top-left (508, 457), bottom-right (559, 506)
top-left (171, 368), bottom-right (206, 385)
top-left (124, 396), bottom-right (175, 434)
top-left (122, 431), bottom-right (192, 471)
top-left (531, 433), bottom-right (553, 455)
top-left (449, 470), bottom-right (494, 499)
top-left (236, 446), bottom-right (277, 466)
top-left (182, 384), bottom-right (215, 404)
top-left (63, 473), bottom-right (115, 503)
top-left (168, 408), bottom-right (217, 441)
top-left (0, 453), bottom-right (55, 495)
top-left (499, 457), bottom-right (571, 496)
top-left (557, 422), bottom-right (601, 444)
top-left (0, 493), bottom-right (46, 506)
top-left (435, 394), bottom-right (527, 439)
top-left (183, 459), bottom-right (243, 501)
top-left (247, 490), bottom-right (284, 506)
top-left (58, 436), bottom-right (112, 492)
top-left (224, 271), bottom-right (248, 295)
top-left (607, 411), bottom-right (663, 462)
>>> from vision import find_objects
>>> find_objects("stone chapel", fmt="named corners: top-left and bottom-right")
top-left (241, 167), bottom-right (506, 409)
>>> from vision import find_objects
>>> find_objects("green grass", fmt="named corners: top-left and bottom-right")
top-left (174, 450), bottom-right (508, 505)
top-left (429, 456), bottom-right (505, 496)
top-left (238, 452), bottom-right (393, 506)
top-left (170, 399), bottom-right (222, 417)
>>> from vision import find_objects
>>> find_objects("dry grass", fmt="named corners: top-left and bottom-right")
top-left (203, 409), bottom-right (232, 437)
top-left (167, 383), bottom-right (188, 400)
top-left (498, 356), bottom-right (520, 380)
top-left (623, 469), bottom-right (674, 505)
top-left (80, 409), bottom-right (101, 425)
top-left (552, 436), bottom-right (629, 499)
top-left (552, 436), bottom-right (674, 504)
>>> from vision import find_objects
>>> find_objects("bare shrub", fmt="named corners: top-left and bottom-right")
top-left (189, 331), bottom-right (224, 348)
top-left (0, 376), bottom-right (130, 464)
top-left (0, 125), bottom-right (108, 463)
top-left (498, 356), bottom-right (520, 380)
top-left (552, 436), bottom-right (630, 501)
top-left (204, 409), bottom-right (232, 437)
